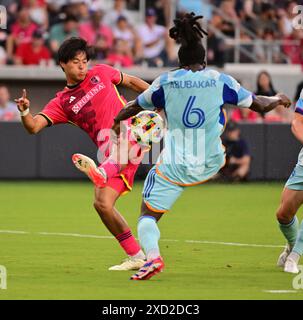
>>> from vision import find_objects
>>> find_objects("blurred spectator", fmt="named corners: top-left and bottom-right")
top-left (113, 15), bottom-right (142, 61)
top-left (253, 28), bottom-right (284, 64)
top-left (0, 46), bottom-right (7, 65)
top-left (106, 39), bottom-right (134, 68)
top-left (219, 0), bottom-right (240, 37)
top-left (147, 0), bottom-right (171, 26)
top-left (6, 7), bottom-right (38, 62)
top-left (255, 70), bottom-right (277, 96)
top-left (138, 8), bottom-right (169, 67)
top-left (49, 15), bottom-right (79, 55)
top-left (14, 29), bottom-right (51, 65)
top-left (72, 1), bottom-right (90, 23)
top-left (251, 3), bottom-right (278, 37)
top-left (255, 71), bottom-right (291, 122)
top-left (221, 122), bottom-right (251, 181)
top-left (231, 108), bottom-right (261, 123)
top-left (278, 1), bottom-right (298, 37)
top-left (79, 10), bottom-right (113, 48)
top-left (207, 29), bottom-right (225, 67)
top-left (282, 29), bottom-right (303, 66)
top-left (91, 35), bottom-right (110, 62)
top-left (104, 0), bottom-right (132, 28)
top-left (26, 0), bottom-right (49, 30)
top-left (0, 85), bottom-right (19, 122)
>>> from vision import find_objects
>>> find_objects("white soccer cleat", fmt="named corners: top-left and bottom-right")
top-left (284, 257), bottom-right (299, 274)
top-left (108, 258), bottom-right (146, 271)
top-left (277, 244), bottom-right (291, 268)
top-left (72, 153), bottom-right (107, 188)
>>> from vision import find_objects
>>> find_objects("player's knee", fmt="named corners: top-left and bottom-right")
top-left (94, 198), bottom-right (113, 215)
top-left (276, 205), bottom-right (295, 224)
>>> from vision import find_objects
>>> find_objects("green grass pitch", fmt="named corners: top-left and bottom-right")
top-left (0, 181), bottom-right (303, 300)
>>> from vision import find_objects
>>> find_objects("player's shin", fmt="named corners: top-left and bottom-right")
top-left (289, 220), bottom-right (303, 263)
top-left (278, 216), bottom-right (299, 248)
top-left (138, 216), bottom-right (161, 260)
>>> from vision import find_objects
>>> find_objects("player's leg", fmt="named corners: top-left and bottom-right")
top-left (276, 188), bottom-right (301, 246)
top-left (93, 184), bottom-right (146, 270)
top-left (72, 141), bottom-right (144, 188)
top-left (131, 167), bottom-right (184, 280)
top-left (276, 165), bottom-right (303, 272)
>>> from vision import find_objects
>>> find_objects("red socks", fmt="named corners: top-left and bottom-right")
top-left (116, 229), bottom-right (141, 257)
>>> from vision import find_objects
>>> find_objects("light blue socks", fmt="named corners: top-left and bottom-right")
top-left (279, 216), bottom-right (299, 248)
top-left (138, 216), bottom-right (160, 260)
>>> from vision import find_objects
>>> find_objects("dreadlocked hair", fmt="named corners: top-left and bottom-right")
top-left (169, 12), bottom-right (208, 67)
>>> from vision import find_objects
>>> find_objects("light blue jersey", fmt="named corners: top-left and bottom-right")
top-left (137, 68), bottom-right (253, 185)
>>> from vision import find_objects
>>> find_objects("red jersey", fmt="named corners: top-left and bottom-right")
top-left (15, 42), bottom-right (51, 65)
top-left (39, 64), bottom-right (126, 147)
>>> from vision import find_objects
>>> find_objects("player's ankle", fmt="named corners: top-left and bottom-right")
top-left (130, 249), bottom-right (146, 260)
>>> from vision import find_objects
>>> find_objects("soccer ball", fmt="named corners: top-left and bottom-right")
top-left (130, 110), bottom-right (164, 147)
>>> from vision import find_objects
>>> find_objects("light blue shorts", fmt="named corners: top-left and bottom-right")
top-left (285, 164), bottom-right (303, 191)
top-left (142, 166), bottom-right (184, 212)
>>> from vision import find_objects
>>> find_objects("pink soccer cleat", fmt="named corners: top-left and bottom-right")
top-left (72, 153), bottom-right (107, 188)
top-left (130, 256), bottom-right (164, 280)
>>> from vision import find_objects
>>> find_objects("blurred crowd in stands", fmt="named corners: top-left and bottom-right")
top-left (0, 0), bottom-right (302, 67)
top-left (0, 0), bottom-right (302, 124)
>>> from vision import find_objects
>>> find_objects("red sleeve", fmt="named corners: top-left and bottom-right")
top-left (39, 97), bottom-right (68, 126)
top-left (94, 64), bottom-right (122, 85)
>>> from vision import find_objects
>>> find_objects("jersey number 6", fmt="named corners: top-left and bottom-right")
top-left (182, 96), bottom-right (205, 128)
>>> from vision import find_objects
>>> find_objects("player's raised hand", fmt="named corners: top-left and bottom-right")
top-left (14, 89), bottom-right (30, 112)
top-left (276, 93), bottom-right (291, 109)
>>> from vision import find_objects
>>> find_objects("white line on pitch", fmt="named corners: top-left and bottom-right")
top-left (38, 232), bottom-right (113, 239)
top-left (263, 290), bottom-right (299, 294)
top-left (186, 240), bottom-right (284, 248)
top-left (0, 229), bottom-right (285, 249)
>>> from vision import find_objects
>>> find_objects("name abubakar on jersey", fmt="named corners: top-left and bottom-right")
top-left (170, 79), bottom-right (217, 89)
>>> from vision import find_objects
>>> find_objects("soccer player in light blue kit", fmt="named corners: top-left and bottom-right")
top-left (113, 13), bottom-right (291, 280)
top-left (276, 89), bottom-right (303, 274)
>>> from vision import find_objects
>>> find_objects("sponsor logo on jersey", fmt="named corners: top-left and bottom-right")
top-left (72, 83), bottom-right (105, 114)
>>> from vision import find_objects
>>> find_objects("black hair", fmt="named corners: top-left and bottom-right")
top-left (256, 70), bottom-right (277, 96)
top-left (57, 37), bottom-right (91, 64)
top-left (169, 12), bottom-right (208, 67)
top-left (64, 14), bottom-right (79, 23)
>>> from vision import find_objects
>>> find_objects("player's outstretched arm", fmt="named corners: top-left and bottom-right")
top-left (121, 74), bottom-right (150, 93)
top-left (249, 93), bottom-right (291, 113)
top-left (14, 89), bottom-right (48, 134)
top-left (291, 113), bottom-right (303, 145)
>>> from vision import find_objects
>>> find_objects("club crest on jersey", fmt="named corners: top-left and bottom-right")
top-left (90, 75), bottom-right (100, 84)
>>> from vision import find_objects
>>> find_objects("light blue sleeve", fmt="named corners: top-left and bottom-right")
top-left (219, 73), bottom-right (253, 108)
top-left (137, 75), bottom-right (166, 110)
top-left (295, 89), bottom-right (303, 116)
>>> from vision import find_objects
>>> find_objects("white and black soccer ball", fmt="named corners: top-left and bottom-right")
top-left (130, 110), bottom-right (164, 147)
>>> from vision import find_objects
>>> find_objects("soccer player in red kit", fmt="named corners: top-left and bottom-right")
top-left (15, 37), bottom-right (149, 271)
